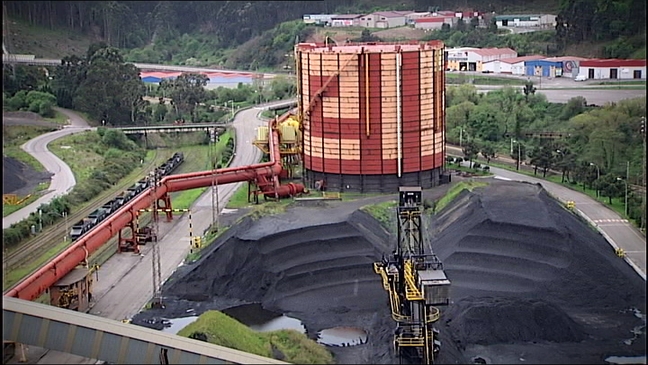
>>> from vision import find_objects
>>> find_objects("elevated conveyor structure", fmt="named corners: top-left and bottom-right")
top-left (3, 297), bottom-right (287, 364)
top-left (374, 187), bottom-right (451, 364)
top-left (4, 116), bottom-right (305, 302)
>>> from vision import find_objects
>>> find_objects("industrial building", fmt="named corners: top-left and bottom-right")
top-left (302, 14), bottom-right (337, 26)
top-left (446, 47), bottom-right (517, 72)
top-left (493, 14), bottom-right (556, 28)
top-left (413, 16), bottom-right (454, 30)
top-left (295, 41), bottom-right (447, 192)
top-left (482, 55), bottom-right (545, 74)
top-left (358, 11), bottom-right (412, 28)
top-left (576, 59), bottom-right (646, 80)
top-left (524, 59), bottom-right (564, 77)
top-left (330, 14), bottom-right (363, 27)
top-left (541, 56), bottom-right (589, 78)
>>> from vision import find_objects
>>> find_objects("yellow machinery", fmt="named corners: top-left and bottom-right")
top-left (374, 187), bottom-right (451, 364)
top-left (3, 193), bottom-right (31, 205)
top-left (253, 112), bottom-right (303, 178)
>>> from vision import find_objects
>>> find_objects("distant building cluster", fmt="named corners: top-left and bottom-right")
top-left (303, 11), bottom-right (558, 30)
top-left (446, 47), bottom-right (646, 80)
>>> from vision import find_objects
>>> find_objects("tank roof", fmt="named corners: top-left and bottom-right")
top-left (296, 41), bottom-right (444, 53)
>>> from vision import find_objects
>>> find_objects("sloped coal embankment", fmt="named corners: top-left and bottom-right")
top-left (133, 180), bottom-right (646, 364)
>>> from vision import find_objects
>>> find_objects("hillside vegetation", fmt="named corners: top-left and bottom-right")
top-left (176, 310), bottom-right (335, 364)
top-left (4, 0), bottom-right (644, 71)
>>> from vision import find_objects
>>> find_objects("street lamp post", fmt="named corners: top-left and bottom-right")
top-left (512, 139), bottom-right (521, 170)
top-left (590, 162), bottom-right (600, 197)
top-left (227, 100), bottom-right (234, 118)
top-left (63, 211), bottom-right (69, 241)
top-left (617, 176), bottom-right (628, 217)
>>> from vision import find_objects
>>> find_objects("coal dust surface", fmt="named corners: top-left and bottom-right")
top-left (132, 179), bottom-right (646, 364)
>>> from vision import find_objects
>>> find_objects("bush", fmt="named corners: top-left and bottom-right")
top-left (482, 165), bottom-right (490, 171)
top-left (38, 100), bottom-right (55, 117)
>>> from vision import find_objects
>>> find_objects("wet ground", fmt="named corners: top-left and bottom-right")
top-left (132, 178), bottom-right (646, 364)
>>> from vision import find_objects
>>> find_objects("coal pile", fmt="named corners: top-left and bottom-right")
top-left (134, 179), bottom-right (646, 364)
top-left (3, 156), bottom-right (52, 195)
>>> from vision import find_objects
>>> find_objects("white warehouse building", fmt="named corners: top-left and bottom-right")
top-left (482, 55), bottom-right (545, 74)
top-left (577, 59), bottom-right (646, 80)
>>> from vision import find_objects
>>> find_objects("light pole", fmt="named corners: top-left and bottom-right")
top-left (38, 209), bottom-right (43, 232)
top-left (227, 100), bottom-right (234, 118)
top-left (512, 139), bottom-right (521, 170)
top-left (590, 162), bottom-right (601, 197)
top-left (459, 128), bottom-right (464, 147)
top-left (63, 211), bottom-right (69, 241)
top-left (617, 175), bottom-right (628, 217)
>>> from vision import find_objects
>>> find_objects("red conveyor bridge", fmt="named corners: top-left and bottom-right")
top-left (5, 116), bottom-right (305, 302)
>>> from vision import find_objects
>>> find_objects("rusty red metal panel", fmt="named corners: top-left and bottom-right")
top-left (421, 154), bottom-right (434, 170)
top-left (434, 152), bottom-right (444, 168)
top-left (382, 158), bottom-right (398, 174)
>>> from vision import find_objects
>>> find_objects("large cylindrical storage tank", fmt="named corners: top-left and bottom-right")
top-left (296, 41), bottom-right (446, 193)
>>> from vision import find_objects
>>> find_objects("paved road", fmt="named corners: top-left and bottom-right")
top-left (475, 86), bottom-right (645, 105)
top-left (3, 108), bottom-right (91, 229)
top-left (29, 101), bottom-right (281, 364)
top-left (447, 145), bottom-right (646, 280)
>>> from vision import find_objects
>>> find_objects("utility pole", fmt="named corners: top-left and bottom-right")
top-left (641, 116), bottom-right (646, 230)
top-left (150, 171), bottom-right (162, 308)
top-left (210, 128), bottom-right (219, 233)
top-left (625, 160), bottom-right (629, 217)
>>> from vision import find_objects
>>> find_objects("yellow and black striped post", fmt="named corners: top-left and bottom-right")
top-left (138, 208), bottom-right (193, 250)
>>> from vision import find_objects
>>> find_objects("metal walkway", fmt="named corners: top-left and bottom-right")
top-left (3, 297), bottom-right (287, 364)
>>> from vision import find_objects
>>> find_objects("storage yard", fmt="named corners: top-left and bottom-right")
top-left (132, 179), bottom-right (646, 364)
top-left (4, 40), bottom-right (646, 364)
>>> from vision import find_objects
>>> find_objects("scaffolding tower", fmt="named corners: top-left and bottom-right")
top-left (374, 187), bottom-right (451, 364)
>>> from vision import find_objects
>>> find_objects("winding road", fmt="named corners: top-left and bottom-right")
top-left (3, 108), bottom-right (92, 229)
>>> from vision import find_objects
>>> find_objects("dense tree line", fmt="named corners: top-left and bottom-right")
top-left (6, 0), bottom-right (642, 51)
top-left (446, 84), bottom-right (646, 227)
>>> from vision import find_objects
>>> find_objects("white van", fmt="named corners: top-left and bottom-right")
top-left (574, 74), bottom-right (588, 81)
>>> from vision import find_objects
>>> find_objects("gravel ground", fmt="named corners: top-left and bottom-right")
top-left (131, 178), bottom-right (646, 364)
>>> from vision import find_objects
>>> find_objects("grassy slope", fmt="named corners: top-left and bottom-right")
top-left (177, 310), bottom-right (334, 364)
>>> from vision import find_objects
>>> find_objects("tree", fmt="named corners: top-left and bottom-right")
top-left (462, 140), bottom-right (479, 168)
top-left (159, 73), bottom-right (209, 121)
top-left (479, 143), bottom-right (496, 164)
top-left (522, 80), bottom-right (536, 101)
top-left (598, 174), bottom-right (624, 205)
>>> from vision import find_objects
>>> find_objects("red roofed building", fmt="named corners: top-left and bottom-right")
top-left (414, 16), bottom-right (453, 30)
top-left (577, 59), bottom-right (646, 80)
top-left (446, 47), bottom-right (517, 71)
top-left (482, 55), bottom-right (545, 74)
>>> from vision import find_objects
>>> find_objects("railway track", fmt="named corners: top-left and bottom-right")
top-left (2, 151), bottom-right (169, 290)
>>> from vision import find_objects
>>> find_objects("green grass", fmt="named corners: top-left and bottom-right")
top-left (226, 184), bottom-right (254, 209)
top-left (3, 238), bottom-right (70, 290)
top-left (172, 188), bottom-right (208, 210)
top-left (49, 131), bottom-right (105, 181)
top-left (434, 181), bottom-right (489, 213)
top-left (177, 310), bottom-right (334, 364)
top-left (3, 125), bottom-right (57, 170)
top-left (445, 73), bottom-right (528, 86)
top-left (360, 200), bottom-right (397, 231)
top-left (44, 109), bottom-right (70, 125)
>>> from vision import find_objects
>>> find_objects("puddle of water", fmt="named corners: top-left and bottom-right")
top-left (223, 303), bottom-right (306, 333)
top-left (604, 356), bottom-right (647, 364)
top-left (160, 315), bottom-right (199, 334)
top-left (317, 326), bottom-right (368, 347)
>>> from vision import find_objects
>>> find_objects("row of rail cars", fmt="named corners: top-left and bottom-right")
top-left (69, 153), bottom-right (184, 241)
